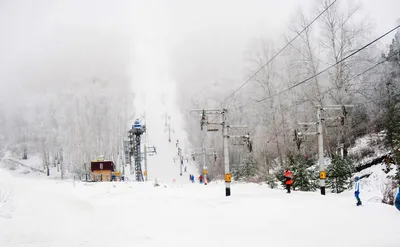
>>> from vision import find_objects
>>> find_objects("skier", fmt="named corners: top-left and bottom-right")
top-left (395, 185), bottom-right (400, 211)
top-left (199, 175), bottom-right (203, 184)
top-left (354, 176), bottom-right (362, 206)
top-left (189, 174), bottom-right (192, 181)
top-left (191, 175), bottom-right (195, 183)
top-left (154, 178), bottom-right (160, 187)
top-left (284, 170), bottom-right (293, 193)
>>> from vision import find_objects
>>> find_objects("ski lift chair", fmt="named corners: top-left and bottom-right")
top-left (207, 123), bottom-right (220, 132)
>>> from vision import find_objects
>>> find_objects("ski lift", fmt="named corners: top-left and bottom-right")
top-left (247, 140), bottom-right (253, 152)
top-left (342, 105), bottom-right (347, 117)
top-left (243, 133), bottom-right (253, 152)
top-left (200, 110), bottom-right (207, 131)
top-left (192, 152), bottom-right (196, 161)
top-left (207, 123), bottom-right (220, 132)
top-left (294, 129), bottom-right (305, 141)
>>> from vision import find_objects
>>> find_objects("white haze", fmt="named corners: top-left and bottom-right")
top-left (129, 1), bottom-right (191, 181)
top-left (169, 0), bottom-right (400, 103)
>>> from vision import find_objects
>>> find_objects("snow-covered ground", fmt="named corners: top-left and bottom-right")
top-left (347, 133), bottom-right (397, 200)
top-left (0, 168), bottom-right (399, 247)
top-left (355, 163), bottom-right (397, 201)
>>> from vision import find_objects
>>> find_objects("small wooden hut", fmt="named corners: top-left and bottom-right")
top-left (91, 160), bottom-right (115, 182)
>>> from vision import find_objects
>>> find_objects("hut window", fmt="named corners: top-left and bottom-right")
top-left (100, 163), bottom-right (103, 170)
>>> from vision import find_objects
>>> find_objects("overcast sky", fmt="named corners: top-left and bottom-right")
top-left (0, 0), bottom-right (398, 103)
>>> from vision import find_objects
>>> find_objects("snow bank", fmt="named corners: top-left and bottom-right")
top-left (354, 163), bottom-right (397, 199)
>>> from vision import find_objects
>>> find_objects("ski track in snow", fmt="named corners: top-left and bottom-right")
top-left (0, 169), bottom-right (399, 247)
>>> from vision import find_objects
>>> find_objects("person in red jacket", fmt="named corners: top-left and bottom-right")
top-left (284, 170), bottom-right (293, 193)
top-left (199, 175), bottom-right (203, 184)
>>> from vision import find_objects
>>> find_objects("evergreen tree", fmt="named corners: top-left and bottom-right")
top-left (383, 30), bottom-right (400, 149)
top-left (265, 174), bottom-right (277, 189)
top-left (292, 155), bottom-right (311, 191)
top-left (293, 165), bottom-right (307, 190)
top-left (279, 153), bottom-right (316, 191)
top-left (293, 154), bottom-right (317, 191)
top-left (327, 154), bottom-right (354, 193)
top-left (394, 149), bottom-right (400, 184)
top-left (232, 153), bottom-right (258, 181)
top-left (308, 165), bottom-right (320, 191)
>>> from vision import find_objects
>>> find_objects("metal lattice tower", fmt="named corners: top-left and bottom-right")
top-left (128, 119), bottom-right (146, 181)
top-left (134, 133), bottom-right (143, 181)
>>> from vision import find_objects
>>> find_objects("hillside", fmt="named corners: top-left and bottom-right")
top-left (348, 133), bottom-right (398, 203)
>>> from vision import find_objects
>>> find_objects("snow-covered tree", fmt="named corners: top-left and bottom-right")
top-left (264, 174), bottom-right (278, 189)
top-left (294, 155), bottom-right (316, 191)
top-left (284, 153), bottom-right (317, 191)
top-left (383, 30), bottom-right (400, 149)
top-left (275, 166), bottom-right (287, 189)
top-left (394, 150), bottom-right (400, 184)
top-left (232, 153), bottom-right (258, 181)
top-left (327, 154), bottom-right (354, 193)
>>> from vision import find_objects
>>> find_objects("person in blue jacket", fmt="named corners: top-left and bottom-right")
top-left (395, 185), bottom-right (400, 211)
top-left (354, 176), bottom-right (362, 206)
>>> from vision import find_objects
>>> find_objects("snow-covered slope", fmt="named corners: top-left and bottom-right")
top-left (348, 133), bottom-right (396, 200)
top-left (354, 163), bottom-right (397, 201)
top-left (0, 168), bottom-right (399, 247)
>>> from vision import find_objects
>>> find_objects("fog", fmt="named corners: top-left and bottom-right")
top-left (169, 0), bottom-right (399, 101)
top-left (0, 0), bottom-right (399, 180)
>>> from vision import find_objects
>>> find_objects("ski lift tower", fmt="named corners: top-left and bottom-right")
top-left (128, 119), bottom-right (146, 181)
